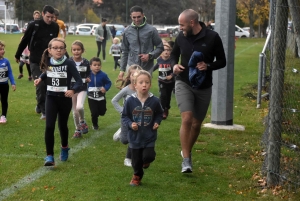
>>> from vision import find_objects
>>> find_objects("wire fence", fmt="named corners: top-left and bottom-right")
top-left (260, 0), bottom-right (300, 191)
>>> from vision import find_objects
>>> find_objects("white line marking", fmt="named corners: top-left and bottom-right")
top-left (235, 43), bottom-right (258, 57)
top-left (0, 122), bottom-right (119, 201)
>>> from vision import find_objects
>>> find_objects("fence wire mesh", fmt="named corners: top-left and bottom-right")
top-left (261, 0), bottom-right (300, 191)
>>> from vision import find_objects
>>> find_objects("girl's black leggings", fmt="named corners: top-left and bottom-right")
top-left (45, 95), bottom-right (72, 156)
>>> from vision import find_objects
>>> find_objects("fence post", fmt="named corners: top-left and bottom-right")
top-left (267, 0), bottom-right (288, 187)
top-left (257, 53), bottom-right (264, 108)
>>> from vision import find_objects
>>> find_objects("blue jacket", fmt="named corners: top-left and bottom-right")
top-left (0, 58), bottom-right (15, 85)
top-left (88, 70), bottom-right (112, 92)
top-left (188, 51), bottom-right (205, 89)
top-left (122, 93), bottom-right (163, 149)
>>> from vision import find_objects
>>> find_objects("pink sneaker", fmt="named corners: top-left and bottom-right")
top-left (0, 116), bottom-right (7, 123)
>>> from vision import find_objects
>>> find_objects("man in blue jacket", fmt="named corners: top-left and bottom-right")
top-left (118, 5), bottom-right (164, 79)
top-left (171, 9), bottom-right (226, 173)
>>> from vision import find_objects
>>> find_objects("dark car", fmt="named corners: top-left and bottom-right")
top-left (157, 29), bottom-right (169, 38)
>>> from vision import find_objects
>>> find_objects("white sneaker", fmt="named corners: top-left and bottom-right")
top-left (0, 115), bottom-right (7, 123)
top-left (124, 158), bottom-right (132, 167)
top-left (40, 113), bottom-right (46, 120)
top-left (113, 128), bottom-right (121, 141)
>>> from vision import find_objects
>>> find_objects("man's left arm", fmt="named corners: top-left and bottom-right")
top-left (150, 28), bottom-right (164, 59)
top-left (207, 34), bottom-right (226, 71)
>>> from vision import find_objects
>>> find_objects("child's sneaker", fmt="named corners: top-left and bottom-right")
top-left (93, 125), bottom-right (99, 130)
top-left (124, 158), bottom-right (132, 167)
top-left (18, 74), bottom-right (23, 79)
top-left (44, 155), bottom-right (55, 166)
top-left (72, 130), bottom-right (82, 138)
top-left (130, 175), bottom-right (141, 186)
top-left (40, 113), bottom-right (46, 120)
top-left (80, 121), bottom-right (88, 134)
top-left (0, 115), bottom-right (7, 123)
top-left (60, 147), bottom-right (70, 161)
top-left (113, 128), bottom-right (121, 141)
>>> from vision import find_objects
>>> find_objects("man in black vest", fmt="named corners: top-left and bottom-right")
top-left (15, 5), bottom-right (59, 119)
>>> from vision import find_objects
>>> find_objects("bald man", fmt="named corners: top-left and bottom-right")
top-left (171, 9), bottom-right (226, 173)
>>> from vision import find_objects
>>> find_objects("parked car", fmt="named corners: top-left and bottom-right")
top-left (68, 26), bottom-right (75, 35)
top-left (106, 24), bottom-right (125, 36)
top-left (157, 29), bottom-right (169, 38)
top-left (0, 23), bottom-right (21, 33)
top-left (77, 23), bottom-right (98, 35)
top-left (242, 27), bottom-right (255, 37)
top-left (211, 23), bottom-right (250, 38)
top-left (75, 26), bottom-right (92, 35)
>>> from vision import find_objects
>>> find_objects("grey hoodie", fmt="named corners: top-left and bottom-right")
top-left (120, 17), bottom-right (164, 74)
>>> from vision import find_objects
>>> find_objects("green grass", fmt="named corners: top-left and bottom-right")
top-left (0, 33), bottom-right (299, 201)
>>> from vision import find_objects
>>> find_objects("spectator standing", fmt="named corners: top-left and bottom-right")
top-left (53, 8), bottom-right (66, 38)
top-left (15, 5), bottom-right (59, 120)
top-left (111, 26), bottom-right (117, 39)
top-left (17, 36), bottom-right (32, 81)
top-left (171, 9), bottom-right (226, 173)
top-left (95, 18), bottom-right (112, 62)
top-left (118, 5), bottom-right (164, 79)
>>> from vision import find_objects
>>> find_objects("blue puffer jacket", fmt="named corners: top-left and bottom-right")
top-left (188, 51), bottom-right (205, 89)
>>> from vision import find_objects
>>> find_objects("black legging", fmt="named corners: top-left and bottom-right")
top-left (0, 83), bottom-right (9, 117)
top-left (19, 61), bottom-right (31, 77)
top-left (45, 95), bottom-right (72, 156)
top-left (96, 40), bottom-right (107, 60)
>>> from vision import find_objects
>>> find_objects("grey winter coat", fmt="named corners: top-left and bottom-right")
top-left (95, 24), bottom-right (112, 42)
top-left (120, 17), bottom-right (164, 74)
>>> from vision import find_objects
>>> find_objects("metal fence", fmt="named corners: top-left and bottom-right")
top-left (260, 0), bottom-right (300, 191)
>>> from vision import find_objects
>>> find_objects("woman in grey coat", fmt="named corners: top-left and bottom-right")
top-left (95, 18), bottom-right (112, 61)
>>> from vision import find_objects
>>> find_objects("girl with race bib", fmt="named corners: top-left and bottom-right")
top-left (34, 38), bottom-right (82, 166)
top-left (69, 40), bottom-right (90, 138)
top-left (0, 40), bottom-right (16, 124)
top-left (87, 57), bottom-right (112, 130)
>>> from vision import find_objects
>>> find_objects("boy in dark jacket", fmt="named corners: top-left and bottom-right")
top-left (122, 70), bottom-right (163, 186)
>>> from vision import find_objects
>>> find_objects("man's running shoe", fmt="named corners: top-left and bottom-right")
top-left (18, 74), bottom-right (23, 79)
top-left (40, 113), bottom-right (46, 120)
top-left (44, 155), bottom-right (55, 166)
top-left (60, 147), bottom-right (70, 161)
top-left (181, 158), bottom-right (192, 173)
top-left (93, 125), bottom-right (99, 130)
top-left (80, 121), bottom-right (88, 134)
top-left (113, 128), bottom-right (121, 141)
top-left (72, 130), bottom-right (82, 138)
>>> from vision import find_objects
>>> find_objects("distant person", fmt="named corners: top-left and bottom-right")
top-left (152, 41), bottom-right (175, 120)
top-left (34, 38), bottom-right (82, 166)
top-left (109, 37), bottom-right (122, 71)
top-left (69, 40), bottom-right (90, 138)
top-left (33, 10), bottom-right (41, 21)
top-left (15, 5), bottom-right (59, 120)
top-left (121, 70), bottom-right (163, 186)
top-left (171, 9), bottom-right (226, 173)
top-left (17, 36), bottom-right (32, 81)
top-left (53, 8), bottom-right (66, 38)
top-left (95, 18), bottom-right (112, 62)
top-left (118, 5), bottom-right (164, 79)
top-left (87, 57), bottom-right (112, 130)
top-left (111, 26), bottom-right (117, 38)
top-left (206, 20), bottom-right (213, 30)
top-left (0, 40), bottom-right (16, 124)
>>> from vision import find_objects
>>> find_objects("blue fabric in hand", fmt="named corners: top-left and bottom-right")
top-left (188, 51), bottom-right (205, 89)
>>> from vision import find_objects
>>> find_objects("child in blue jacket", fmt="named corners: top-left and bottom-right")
top-left (87, 57), bottom-right (112, 130)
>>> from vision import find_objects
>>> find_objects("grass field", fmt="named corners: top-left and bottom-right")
top-left (0, 33), bottom-right (298, 201)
